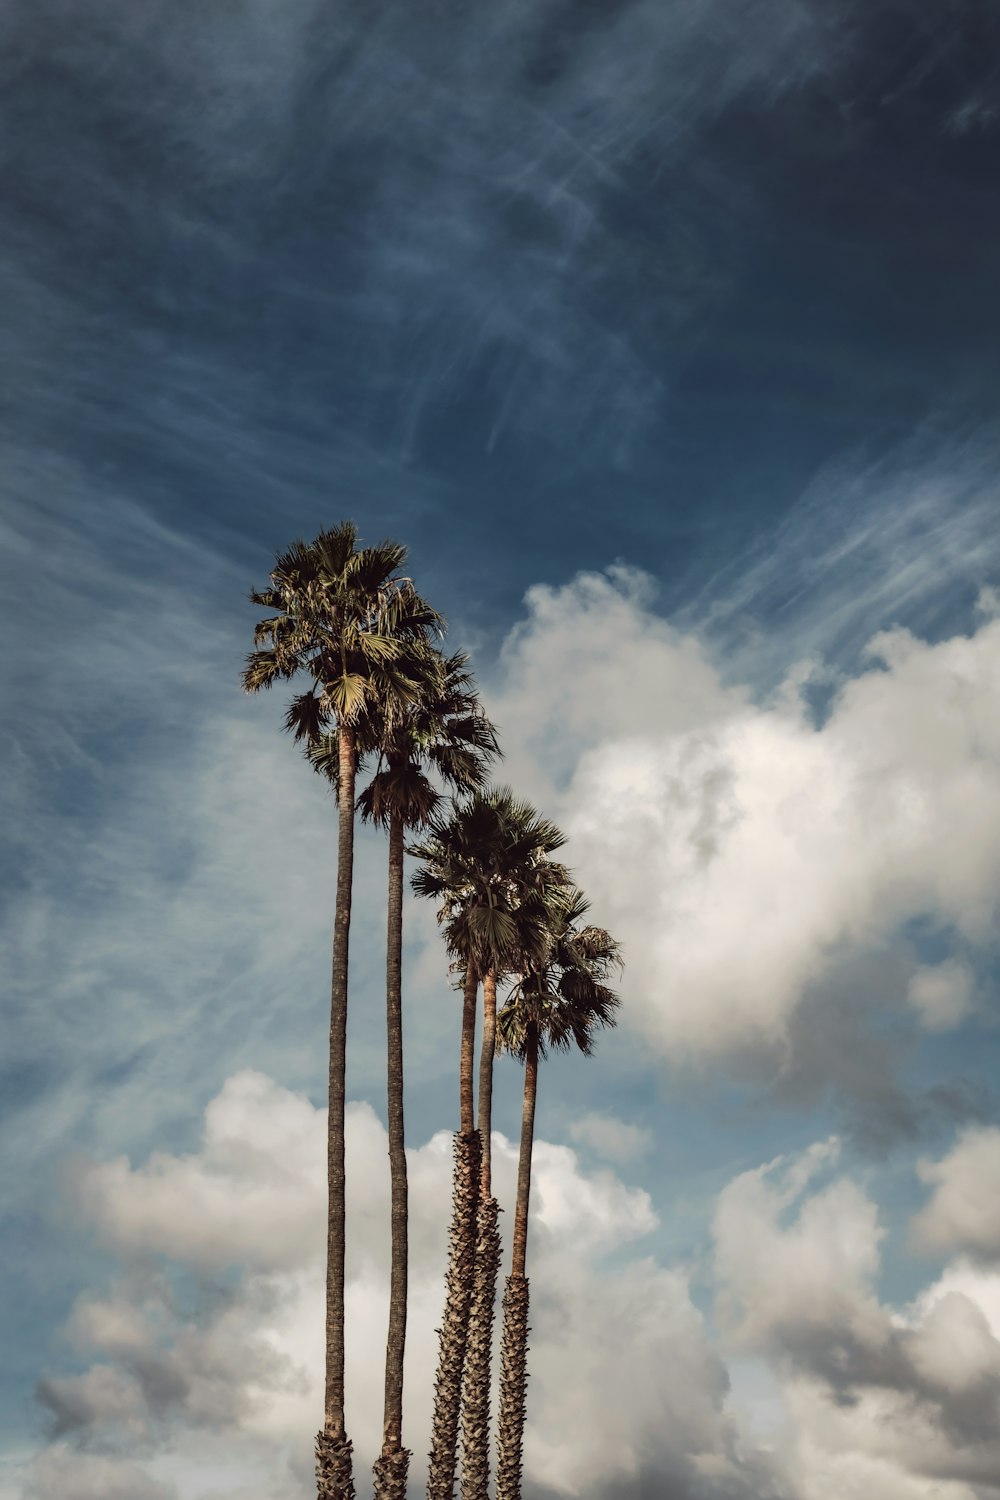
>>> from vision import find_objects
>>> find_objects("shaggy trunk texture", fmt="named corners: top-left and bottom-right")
top-left (372, 1448), bottom-right (410, 1500)
top-left (427, 1130), bottom-right (481, 1500)
top-left (495, 1274), bottom-right (530, 1500)
top-left (316, 1430), bottom-right (356, 1500)
top-left (459, 1193), bottom-right (502, 1500)
top-left (496, 1027), bottom-right (538, 1500)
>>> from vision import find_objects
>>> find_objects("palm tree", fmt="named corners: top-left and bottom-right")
top-left (351, 653), bottom-right (498, 1500)
top-left (243, 523), bottom-right (440, 1500)
top-left (494, 888), bottom-right (622, 1500)
top-left (410, 792), bottom-right (566, 1500)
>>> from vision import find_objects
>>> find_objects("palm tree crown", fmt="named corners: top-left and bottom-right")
top-left (357, 651), bottom-right (499, 832)
top-left (409, 787), bottom-right (568, 986)
top-left (497, 885), bottom-right (622, 1063)
top-left (243, 521), bottom-right (442, 739)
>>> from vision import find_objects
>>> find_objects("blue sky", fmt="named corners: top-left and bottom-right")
top-left (5, 3), bottom-right (1000, 1497)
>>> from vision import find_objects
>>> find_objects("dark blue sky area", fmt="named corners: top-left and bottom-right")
top-left (4, 0), bottom-right (1000, 632)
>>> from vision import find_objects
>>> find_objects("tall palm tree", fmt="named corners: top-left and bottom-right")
top-left (410, 792), bottom-right (566, 1500)
top-left (243, 523), bottom-right (440, 1500)
top-left (494, 888), bottom-right (622, 1500)
top-left (351, 653), bottom-right (498, 1500)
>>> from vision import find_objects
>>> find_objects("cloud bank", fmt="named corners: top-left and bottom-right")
top-left (25, 1071), bottom-right (763, 1500)
top-left (714, 1142), bottom-right (1000, 1500)
top-left (487, 563), bottom-right (1000, 1060)
top-left (25, 1078), bottom-right (1000, 1500)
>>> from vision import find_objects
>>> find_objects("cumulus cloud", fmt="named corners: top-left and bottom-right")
top-left (25, 1071), bottom-right (764, 1500)
top-left (713, 1139), bottom-right (892, 1378)
top-left (907, 960), bottom-right (976, 1032)
top-left (68, 1071), bottom-right (327, 1274)
top-left (912, 1127), bottom-right (1000, 1261)
top-left (487, 565), bottom-right (1000, 1060)
top-left (22, 1444), bottom-right (175, 1500)
top-left (25, 1083), bottom-right (1000, 1500)
top-left (713, 1142), bottom-right (1000, 1500)
top-left (567, 1110), bottom-right (652, 1164)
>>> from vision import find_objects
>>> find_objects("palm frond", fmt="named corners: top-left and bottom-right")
top-left (313, 521), bottom-right (360, 581)
top-left (242, 649), bottom-right (294, 693)
top-left (304, 732), bottom-right (342, 791)
top-left (284, 690), bottom-right (327, 744)
top-left (249, 587), bottom-right (284, 610)
top-left (325, 672), bottom-right (371, 720)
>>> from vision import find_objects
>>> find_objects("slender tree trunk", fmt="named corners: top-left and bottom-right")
top-left (509, 1023), bottom-right (537, 1281)
top-left (460, 971), bottom-right (501, 1500)
top-left (427, 957), bottom-right (482, 1500)
top-left (373, 808), bottom-right (410, 1500)
top-left (496, 1024), bottom-right (538, 1500)
top-left (476, 971), bottom-right (498, 1197)
top-left (459, 954), bottom-right (478, 1136)
top-left (315, 725), bottom-right (356, 1500)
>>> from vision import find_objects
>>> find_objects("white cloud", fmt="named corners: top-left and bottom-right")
top-left (713, 1142), bottom-right (1000, 1500)
top-left (23, 1444), bottom-right (175, 1500)
top-left (70, 1071), bottom-right (327, 1274)
top-left (567, 1110), bottom-right (652, 1164)
top-left (907, 960), bottom-right (975, 1031)
top-left (906, 1291), bottom-right (1000, 1396)
top-left (713, 1139), bottom-right (890, 1360)
top-left (486, 567), bottom-right (1000, 1058)
top-left (27, 1083), bottom-right (1000, 1500)
top-left (907, 1261), bottom-right (1000, 1344)
top-left (26, 1072), bottom-right (752, 1500)
top-left (912, 1127), bottom-right (1000, 1260)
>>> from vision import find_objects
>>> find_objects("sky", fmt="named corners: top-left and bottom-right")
top-left (4, 1), bottom-right (1000, 1496)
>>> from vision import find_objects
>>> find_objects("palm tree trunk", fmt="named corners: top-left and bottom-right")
top-left (509, 1020), bottom-right (537, 1280)
top-left (460, 1193), bottom-right (501, 1500)
top-left (316, 724), bottom-right (357, 1500)
top-left (476, 971), bottom-right (498, 1197)
top-left (460, 971), bottom-right (501, 1500)
top-left (373, 807), bottom-right (410, 1500)
top-left (427, 957), bottom-right (482, 1500)
top-left (495, 1023), bottom-right (538, 1500)
top-left (427, 1129), bottom-right (481, 1500)
top-left (459, 954), bottom-right (478, 1136)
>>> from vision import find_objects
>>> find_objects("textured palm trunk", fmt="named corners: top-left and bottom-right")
top-left (427, 957), bottom-right (482, 1500)
top-left (316, 724), bottom-right (357, 1500)
top-left (495, 1024), bottom-right (538, 1500)
top-left (427, 1128), bottom-right (481, 1500)
top-left (373, 808), bottom-right (410, 1500)
top-left (460, 1192), bottom-right (502, 1500)
top-left (495, 1276), bottom-right (530, 1500)
top-left (460, 970), bottom-right (501, 1500)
